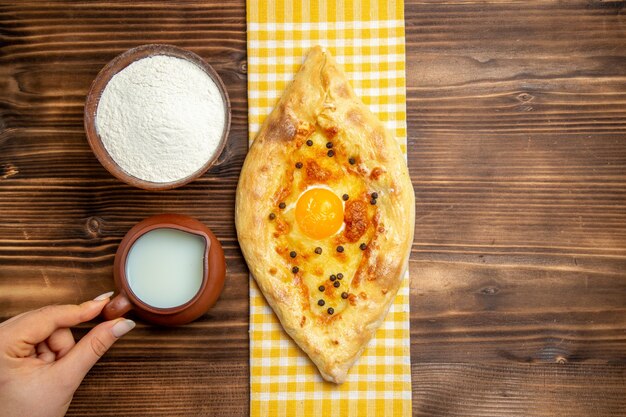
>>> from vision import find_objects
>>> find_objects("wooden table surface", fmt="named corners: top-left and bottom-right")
top-left (1, 1), bottom-right (625, 416)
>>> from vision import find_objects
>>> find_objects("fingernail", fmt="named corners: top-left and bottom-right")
top-left (93, 291), bottom-right (114, 301)
top-left (111, 319), bottom-right (135, 338)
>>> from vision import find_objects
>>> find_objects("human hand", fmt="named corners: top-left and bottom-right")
top-left (0, 292), bottom-right (135, 417)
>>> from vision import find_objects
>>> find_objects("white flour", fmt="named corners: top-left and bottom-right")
top-left (95, 55), bottom-right (225, 183)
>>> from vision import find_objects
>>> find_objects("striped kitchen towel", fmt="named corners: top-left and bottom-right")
top-left (246, 1), bottom-right (411, 416)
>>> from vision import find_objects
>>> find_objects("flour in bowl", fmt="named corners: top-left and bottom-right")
top-left (95, 55), bottom-right (226, 183)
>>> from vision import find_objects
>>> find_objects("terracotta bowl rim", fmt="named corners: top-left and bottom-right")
top-left (116, 220), bottom-right (211, 315)
top-left (83, 44), bottom-right (232, 191)
top-left (111, 213), bottom-right (226, 325)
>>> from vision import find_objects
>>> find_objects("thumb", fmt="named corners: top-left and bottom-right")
top-left (55, 318), bottom-right (135, 386)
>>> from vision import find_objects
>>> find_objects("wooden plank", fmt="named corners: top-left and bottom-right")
top-left (412, 363), bottom-right (626, 417)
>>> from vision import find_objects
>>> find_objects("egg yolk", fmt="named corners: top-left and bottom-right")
top-left (295, 188), bottom-right (344, 240)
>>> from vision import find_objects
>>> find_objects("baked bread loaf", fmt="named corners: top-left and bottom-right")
top-left (236, 46), bottom-right (414, 383)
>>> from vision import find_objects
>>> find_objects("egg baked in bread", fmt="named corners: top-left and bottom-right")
top-left (236, 46), bottom-right (414, 383)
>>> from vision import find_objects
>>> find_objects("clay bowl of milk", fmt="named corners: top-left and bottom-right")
top-left (84, 44), bottom-right (231, 190)
top-left (102, 214), bottom-right (226, 326)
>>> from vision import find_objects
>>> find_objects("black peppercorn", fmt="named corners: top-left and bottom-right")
top-left (326, 142), bottom-right (333, 149)
top-left (327, 150), bottom-right (335, 157)
top-left (269, 213), bottom-right (276, 220)
top-left (342, 194), bottom-right (349, 201)
top-left (337, 273), bottom-right (343, 280)
top-left (314, 247), bottom-right (322, 254)
top-left (295, 162), bottom-right (303, 169)
top-left (371, 192), bottom-right (379, 199)
top-left (306, 139), bottom-right (313, 146)
top-left (341, 292), bottom-right (349, 299)
top-left (330, 274), bottom-right (337, 282)
top-left (333, 281), bottom-right (340, 288)
top-left (289, 251), bottom-right (297, 258)
top-left (318, 299), bottom-right (325, 306)
top-left (292, 266), bottom-right (299, 273)
top-left (370, 198), bottom-right (377, 205)
top-left (318, 285), bottom-right (325, 292)
top-left (327, 307), bottom-right (334, 315)
top-left (348, 157), bottom-right (356, 165)
top-left (336, 245), bottom-right (344, 253)
top-left (279, 202), bottom-right (286, 209)
top-left (360, 243), bottom-right (367, 250)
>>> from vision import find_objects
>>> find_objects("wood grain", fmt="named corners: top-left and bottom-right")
top-left (0, 1), bottom-right (625, 416)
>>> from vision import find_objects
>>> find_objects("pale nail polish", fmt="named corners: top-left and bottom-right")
top-left (93, 291), bottom-right (114, 301)
top-left (112, 319), bottom-right (135, 338)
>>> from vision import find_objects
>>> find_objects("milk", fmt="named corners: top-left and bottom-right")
top-left (126, 228), bottom-right (206, 308)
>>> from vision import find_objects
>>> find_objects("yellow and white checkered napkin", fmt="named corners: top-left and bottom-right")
top-left (246, 1), bottom-right (411, 415)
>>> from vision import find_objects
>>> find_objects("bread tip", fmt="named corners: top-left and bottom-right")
top-left (321, 368), bottom-right (347, 385)
top-left (310, 45), bottom-right (327, 55)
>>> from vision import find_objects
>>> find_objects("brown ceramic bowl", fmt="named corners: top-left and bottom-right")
top-left (84, 44), bottom-right (231, 191)
top-left (102, 214), bottom-right (226, 326)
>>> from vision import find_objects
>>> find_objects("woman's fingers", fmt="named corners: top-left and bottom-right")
top-left (0, 310), bottom-right (30, 329)
top-left (36, 341), bottom-right (56, 363)
top-left (47, 328), bottom-right (75, 360)
top-left (55, 318), bottom-right (135, 389)
top-left (1, 292), bottom-right (113, 348)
